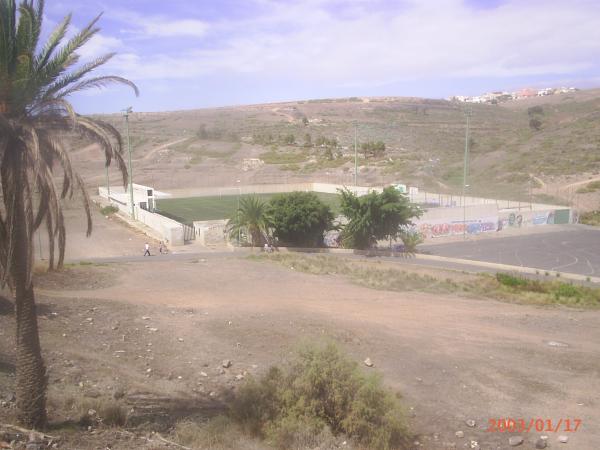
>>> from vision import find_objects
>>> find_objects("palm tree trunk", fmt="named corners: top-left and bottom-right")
top-left (12, 156), bottom-right (48, 429)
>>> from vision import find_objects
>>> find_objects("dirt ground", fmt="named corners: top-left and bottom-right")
top-left (1, 207), bottom-right (600, 450)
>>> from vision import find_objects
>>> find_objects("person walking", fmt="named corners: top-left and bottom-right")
top-left (143, 242), bottom-right (151, 256)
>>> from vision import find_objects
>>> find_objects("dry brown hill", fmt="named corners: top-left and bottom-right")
top-left (73, 89), bottom-right (600, 204)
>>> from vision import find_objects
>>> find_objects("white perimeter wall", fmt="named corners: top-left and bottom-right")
top-left (99, 187), bottom-right (185, 246)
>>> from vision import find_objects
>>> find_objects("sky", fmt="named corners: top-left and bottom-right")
top-left (41, 0), bottom-right (600, 113)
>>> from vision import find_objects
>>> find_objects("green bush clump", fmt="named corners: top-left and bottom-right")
top-left (100, 205), bottom-right (119, 216)
top-left (580, 210), bottom-right (600, 226)
top-left (230, 343), bottom-right (409, 450)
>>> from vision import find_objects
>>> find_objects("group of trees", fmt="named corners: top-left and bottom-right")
top-left (251, 132), bottom-right (295, 146)
top-left (227, 187), bottom-right (422, 251)
top-left (361, 140), bottom-right (386, 159)
top-left (252, 131), bottom-right (387, 161)
top-left (227, 192), bottom-right (334, 247)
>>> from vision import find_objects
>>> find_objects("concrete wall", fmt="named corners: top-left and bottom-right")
top-left (414, 204), bottom-right (499, 238)
top-left (194, 220), bottom-right (228, 246)
top-left (498, 208), bottom-right (572, 230)
top-left (135, 207), bottom-right (185, 246)
top-left (99, 186), bottom-right (185, 246)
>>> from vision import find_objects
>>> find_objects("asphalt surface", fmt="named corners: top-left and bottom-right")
top-left (420, 225), bottom-right (600, 277)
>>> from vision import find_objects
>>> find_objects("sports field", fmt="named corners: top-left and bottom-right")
top-left (156, 192), bottom-right (341, 223)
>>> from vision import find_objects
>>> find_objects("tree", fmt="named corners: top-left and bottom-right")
top-left (0, 0), bottom-right (138, 427)
top-left (529, 118), bottom-right (542, 131)
top-left (360, 141), bottom-right (386, 159)
top-left (303, 132), bottom-right (312, 148)
top-left (339, 187), bottom-right (422, 249)
top-left (266, 192), bottom-right (334, 247)
top-left (227, 196), bottom-right (270, 247)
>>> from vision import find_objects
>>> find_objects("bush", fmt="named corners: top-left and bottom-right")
top-left (397, 230), bottom-right (424, 254)
top-left (580, 210), bottom-right (600, 226)
top-left (339, 187), bottom-right (422, 249)
top-left (267, 192), bottom-right (334, 247)
top-left (230, 343), bottom-right (409, 450)
top-left (100, 205), bottom-right (119, 216)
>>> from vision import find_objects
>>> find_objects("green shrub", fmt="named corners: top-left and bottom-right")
top-left (266, 192), bottom-right (334, 247)
top-left (100, 205), bottom-right (119, 216)
top-left (580, 210), bottom-right (600, 226)
top-left (554, 283), bottom-right (581, 299)
top-left (398, 230), bottom-right (424, 253)
top-left (496, 273), bottom-right (528, 288)
top-left (230, 343), bottom-right (409, 449)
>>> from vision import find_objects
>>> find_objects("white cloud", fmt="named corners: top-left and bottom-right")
top-left (106, 0), bottom-right (600, 87)
top-left (136, 18), bottom-right (208, 38)
top-left (78, 33), bottom-right (123, 59)
top-left (111, 9), bottom-right (209, 38)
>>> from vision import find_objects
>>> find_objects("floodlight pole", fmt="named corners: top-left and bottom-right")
top-left (123, 107), bottom-right (134, 219)
top-left (105, 165), bottom-right (110, 199)
top-left (462, 107), bottom-right (472, 240)
top-left (354, 123), bottom-right (358, 188)
top-left (236, 180), bottom-right (241, 245)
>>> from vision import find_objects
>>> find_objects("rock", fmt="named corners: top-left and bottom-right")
top-left (535, 438), bottom-right (548, 449)
top-left (5, 393), bottom-right (15, 403)
top-left (177, 338), bottom-right (184, 342)
top-left (222, 360), bottom-right (232, 368)
top-left (235, 374), bottom-right (245, 381)
top-left (465, 419), bottom-right (476, 428)
top-left (200, 371), bottom-right (208, 377)
top-left (364, 358), bottom-right (374, 367)
top-left (558, 435), bottom-right (569, 443)
top-left (455, 431), bottom-right (464, 438)
top-left (509, 436), bottom-right (524, 446)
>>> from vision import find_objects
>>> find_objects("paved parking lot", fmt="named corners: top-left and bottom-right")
top-left (420, 225), bottom-right (600, 276)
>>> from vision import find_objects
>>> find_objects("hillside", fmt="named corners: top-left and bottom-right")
top-left (72, 89), bottom-right (600, 205)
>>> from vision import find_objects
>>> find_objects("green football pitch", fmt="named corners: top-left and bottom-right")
top-left (156, 192), bottom-right (341, 223)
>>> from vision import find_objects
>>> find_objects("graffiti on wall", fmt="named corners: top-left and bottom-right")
top-left (498, 210), bottom-right (561, 229)
top-left (417, 218), bottom-right (497, 238)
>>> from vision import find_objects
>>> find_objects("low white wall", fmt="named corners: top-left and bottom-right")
top-left (99, 186), bottom-right (185, 245)
top-left (135, 207), bottom-right (185, 246)
top-left (194, 220), bottom-right (228, 246)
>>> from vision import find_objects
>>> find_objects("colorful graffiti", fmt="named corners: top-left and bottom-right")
top-left (418, 219), bottom-right (497, 238)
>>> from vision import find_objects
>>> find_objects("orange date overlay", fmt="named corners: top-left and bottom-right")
top-left (487, 418), bottom-right (582, 433)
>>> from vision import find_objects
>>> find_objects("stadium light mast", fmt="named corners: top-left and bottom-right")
top-left (122, 107), bottom-right (134, 219)
top-left (105, 165), bottom-right (110, 199)
top-left (354, 123), bottom-right (358, 188)
top-left (236, 179), bottom-right (241, 245)
top-left (462, 106), bottom-right (472, 240)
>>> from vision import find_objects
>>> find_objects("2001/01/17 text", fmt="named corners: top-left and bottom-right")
top-left (487, 419), bottom-right (582, 433)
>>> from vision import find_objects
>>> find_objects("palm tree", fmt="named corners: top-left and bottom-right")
top-left (227, 196), bottom-right (270, 247)
top-left (0, 0), bottom-right (138, 428)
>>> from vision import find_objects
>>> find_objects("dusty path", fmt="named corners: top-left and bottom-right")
top-left (139, 137), bottom-right (189, 162)
top-left (38, 256), bottom-right (600, 449)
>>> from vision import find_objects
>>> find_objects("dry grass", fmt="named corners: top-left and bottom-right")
top-left (249, 253), bottom-right (600, 308)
